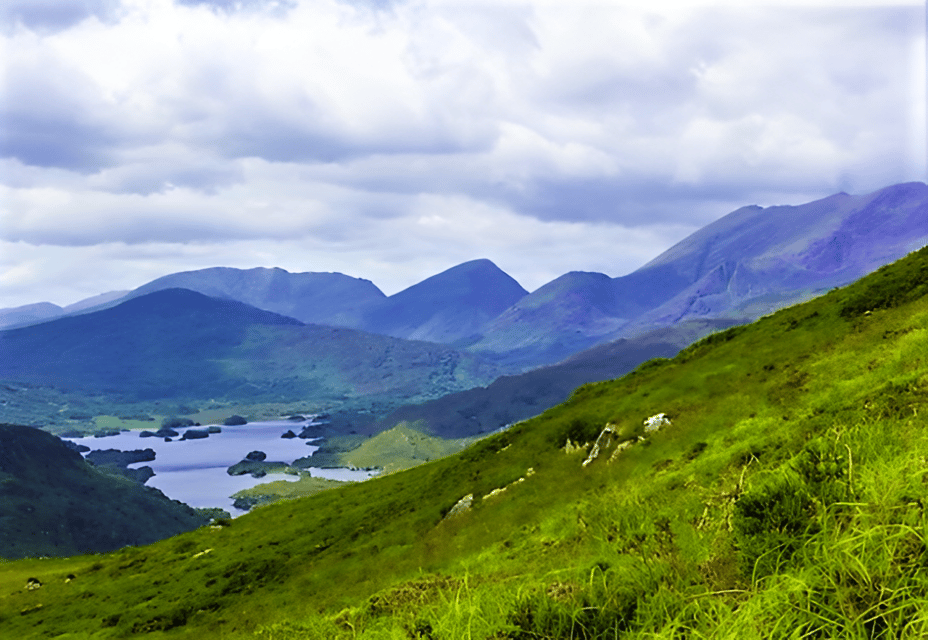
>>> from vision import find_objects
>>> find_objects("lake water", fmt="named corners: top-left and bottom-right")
top-left (66, 419), bottom-right (376, 515)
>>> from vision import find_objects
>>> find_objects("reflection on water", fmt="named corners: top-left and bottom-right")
top-left (66, 420), bottom-right (376, 515)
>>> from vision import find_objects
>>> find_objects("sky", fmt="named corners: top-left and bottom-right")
top-left (1, 0), bottom-right (926, 308)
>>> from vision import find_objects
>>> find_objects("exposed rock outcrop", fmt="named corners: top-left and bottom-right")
top-left (644, 413), bottom-right (672, 433)
top-left (582, 424), bottom-right (618, 467)
top-left (444, 494), bottom-right (473, 519)
top-left (580, 413), bottom-right (673, 468)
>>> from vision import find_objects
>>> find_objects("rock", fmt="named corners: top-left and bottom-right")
top-left (207, 426), bottom-right (222, 434)
top-left (644, 413), bottom-right (671, 434)
top-left (154, 427), bottom-right (179, 438)
top-left (281, 430), bottom-right (297, 439)
top-left (608, 439), bottom-right (638, 463)
top-left (223, 415), bottom-right (247, 426)
top-left (563, 439), bottom-right (587, 454)
top-left (245, 450), bottom-right (266, 461)
top-left (582, 424), bottom-right (618, 467)
top-left (164, 437), bottom-right (172, 442)
top-left (93, 429), bottom-right (121, 438)
top-left (26, 578), bottom-right (41, 591)
top-left (444, 494), bottom-right (473, 519)
top-left (180, 429), bottom-right (209, 440)
top-left (139, 430), bottom-right (157, 438)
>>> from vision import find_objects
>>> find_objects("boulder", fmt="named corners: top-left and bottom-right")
top-left (207, 426), bottom-right (222, 434)
top-left (180, 429), bottom-right (209, 440)
top-left (281, 430), bottom-right (297, 439)
top-left (245, 450), bottom-right (266, 461)
top-left (582, 425), bottom-right (618, 467)
top-left (223, 415), bottom-right (247, 426)
top-left (444, 494), bottom-right (474, 519)
top-left (644, 413), bottom-right (671, 433)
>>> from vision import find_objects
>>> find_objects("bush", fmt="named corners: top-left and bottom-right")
top-left (733, 471), bottom-right (816, 580)
top-left (162, 417), bottom-right (195, 429)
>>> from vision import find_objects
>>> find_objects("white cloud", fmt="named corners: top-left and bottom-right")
top-left (0, 0), bottom-right (924, 307)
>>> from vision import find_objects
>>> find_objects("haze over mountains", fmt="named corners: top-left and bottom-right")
top-left (5, 183), bottom-right (925, 372)
top-left (1, 182), bottom-right (926, 436)
top-left (0, 288), bottom-right (500, 411)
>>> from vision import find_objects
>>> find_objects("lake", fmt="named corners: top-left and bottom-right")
top-left (66, 419), bottom-right (376, 515)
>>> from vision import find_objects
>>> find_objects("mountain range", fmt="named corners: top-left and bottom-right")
top-left (0, 288), bottom-right (500, 415)
top-left (3, 237), bottom-right (928, 637)
top-left (2, 181), bottom-right (926, 437)
top-left (4, 182), bottom-right (925, 373)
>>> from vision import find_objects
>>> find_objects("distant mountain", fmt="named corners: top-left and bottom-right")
top-left (360, 259), bottom-right (529, 345)
top-left (621, 181), bottom-right (928, 333)
top-left (62, 290), bottom-right (129, 313)
top-left (0, 423), bottom-right (207, 558)
top-left (0, 288), bottom-right (499, 410)
top-left (7, 183), bottom-right (925, 373)
top-left (0, 291), bottom-right (128, 329)
top-left (0, 302), bottom-right (63, 329)
top-left (467, 271), bottom-right (629, 367)
top-left (375, 318), bottom-right (735, 438)
top-left (470, 182), bottom-right (928, 369)
top-left (125, 266), bottom-right (386, 327)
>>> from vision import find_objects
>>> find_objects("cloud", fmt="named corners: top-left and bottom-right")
top-left (0, 0), bottom-right (924, 307)
top-left (0, 0), bottom-right (121, 33)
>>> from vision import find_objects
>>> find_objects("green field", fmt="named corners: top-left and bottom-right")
top-left (2, 247), bottom-right (928, 638)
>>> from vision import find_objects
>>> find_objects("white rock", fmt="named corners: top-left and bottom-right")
top-left (582, 424), bottom-right (617, 467)
top-left (644, 413), bottom-right (671, 434)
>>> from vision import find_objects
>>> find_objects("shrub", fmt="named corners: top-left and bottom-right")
top-left (161, 416), bottom-right (194, 429)
top-left (733, 471), bottom-right (816, 580)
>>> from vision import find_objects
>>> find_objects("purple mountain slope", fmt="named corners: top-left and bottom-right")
top-left (622, 181), bottom-right (928, 332)
top-left (468, 271), bottom-right (627, 367)
top-left (126, 266), bottom-right (387, 327)
top-left (0, 302), bottom-right (63, 329)
top-left (359, 259), bottom-right (529, 344)
top-left (471, 182), bottom-right (928, 369)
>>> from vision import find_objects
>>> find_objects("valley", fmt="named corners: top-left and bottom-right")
top-left (1, 182), bottom-right (927, 637)
top-left (1, 241), bottom-right (927, 638)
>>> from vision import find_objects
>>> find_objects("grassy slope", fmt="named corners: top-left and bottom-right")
top-left (2, 248), bottom-right (928, 638)
top-left (339, 423), bottom-right (479, 474)
top-left (0, 289), bottom-right (501, 431)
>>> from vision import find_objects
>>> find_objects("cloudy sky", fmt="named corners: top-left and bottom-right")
top-left (1, 0), bottom-right (925, 308)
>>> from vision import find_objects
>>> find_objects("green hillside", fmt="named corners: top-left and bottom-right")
top-left (2, 246), bottom-right (928, 638)
top-left (0, 424), bottom-right (209, 559)
top-left (0, 288), bottom-right (501, 432)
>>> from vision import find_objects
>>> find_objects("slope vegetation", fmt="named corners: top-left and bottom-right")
top-left (0, 424), bottom-right (207, 559)
top-left (473, 181), bottom-right (928, 368)
top-left (0, 288), bottom-right (500, 418)
top-left (2, 247), bottom-right (928, 638)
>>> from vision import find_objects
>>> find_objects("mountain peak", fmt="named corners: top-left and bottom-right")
top-left (360, 260), bottom-right (528, 344)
